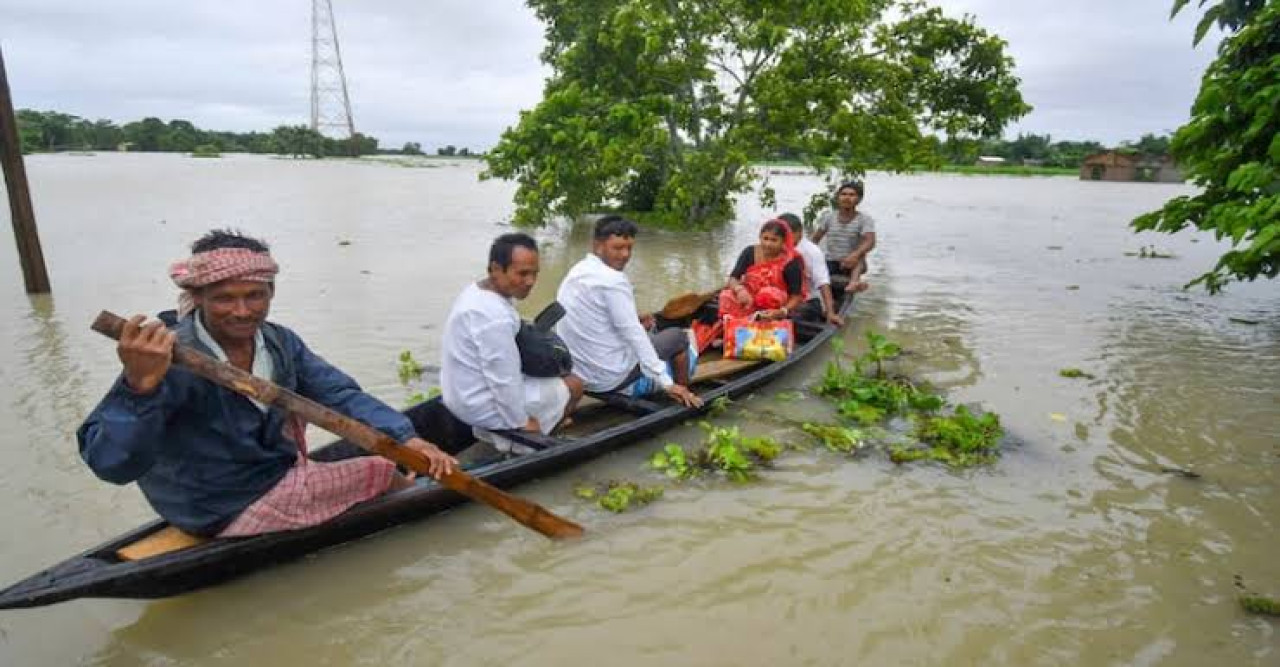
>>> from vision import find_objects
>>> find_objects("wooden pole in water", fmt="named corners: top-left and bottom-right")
top-left (0, 44), bottom-right (51, 294)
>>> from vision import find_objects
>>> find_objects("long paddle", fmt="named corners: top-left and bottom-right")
top-left (90, 310), bottom-right (584, 540)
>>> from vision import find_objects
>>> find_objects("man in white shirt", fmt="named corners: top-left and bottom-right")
top-left (556, 216), bottom-right (703, 408)
top-left (779, 213), bottom-right (843, 326)
top-left (440, 234), bottom-right (584, 445)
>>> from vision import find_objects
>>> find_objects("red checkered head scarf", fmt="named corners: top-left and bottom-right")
top-left (169, 248), bottom-right (279, 316)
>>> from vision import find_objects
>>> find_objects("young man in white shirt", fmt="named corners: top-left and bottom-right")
top-left (440, 234), bottom-right (584, 446)
top-left (779, 213), bottom-right (844, 326)
top-left (556, 216), bottom-right (703, 408)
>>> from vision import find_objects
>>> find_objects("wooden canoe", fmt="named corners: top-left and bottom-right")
top-left (0, 283), bottom-right (856, 609)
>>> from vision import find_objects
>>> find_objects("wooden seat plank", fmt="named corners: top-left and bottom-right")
top-left (117, 526), bottom-right (209, 561)
top-left (692, 358), bottom-right (763, 384)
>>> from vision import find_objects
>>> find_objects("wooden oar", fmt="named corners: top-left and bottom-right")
top-left (657, 290), bottom-right (717, 320)
top-left (90, 310), bottom-right (584, 540)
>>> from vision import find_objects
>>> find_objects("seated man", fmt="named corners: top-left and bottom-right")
top-left (810, 180), bottom-right (875, 291)
top-left (779, 213), bottom-right (843, 326)
top-left (440, 233), bottom-right (584, 449)
top-left (78, 229), bottom-right (457, 538)
top-left (556, 216), bottom-right (702, 408)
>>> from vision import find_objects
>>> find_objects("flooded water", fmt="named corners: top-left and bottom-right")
top-left (1, 154), bottom-right (1277, 665)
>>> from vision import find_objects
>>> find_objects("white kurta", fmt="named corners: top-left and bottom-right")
top-left (440, 282), bottom-right (567, 433)
top-left (796, 237), bottom-right (831, 304)
top-left (556, 253), bottom-right (673, 393)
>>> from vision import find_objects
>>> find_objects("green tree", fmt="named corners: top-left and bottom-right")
top-left (17, 110), bottom-right (82, 150)
top-left (1047, 139), bottom-right (1104, 168)
top-left (159, 119), bottom-right (203, 152)
top-left (270, 125), bottom-right (328, 158)
top-left (401, 141), bottom-right (423, 155)
top-left (350, 132), bottom-right (378, 156)
top-left (1133, 0), bottom-right (1278, 292)
top-left (484, 0), bottom-right (1030, 227)
top-left (437, 144), bottom-right (457, 156)
top-left (1006, 133), bottom-right (1052, 163)
top-left (15, 109), bottom-right (47, 153)
top-left (88, 119), bottom-right (122, 150)
top-left (243, 132), bottom-right (276, 154)
top-left (1122, 132), bottom-right (1172, 156)
top-left (122, 117), bottom-right (167, 152)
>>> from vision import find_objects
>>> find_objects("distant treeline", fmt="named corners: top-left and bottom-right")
top-left (766, 133), bottom-right (1173, 169)
top-left (934, 133), bottom-right (1172, 167)
top-left (19, 108), bottom-right (1162, 167)
top-left (14, 109), bottom-right (475, 158)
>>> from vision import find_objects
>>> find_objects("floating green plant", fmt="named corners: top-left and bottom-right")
top-left (815, 331), bottom-right (1006, 468)
top-left (404, 386), bottom-right (441, 408)
top-left (398, 350), bottom-right (425, 385)
top-left (817, 332), bottom-right (944, 425)
top-left (706, 424), bottom-right (780, 481)
top-left (1058, 368), bottom-right (1095, 379)
top-left (574, 481), bottom-right (664, 513)
top-left (864, 331), bottom-right (902, 379)
top-left (775, 390), bottom-right (804, 402)
top-left (707, 395), bottom-right (734, 417)
top-left (802, 423), bottom-right (864, 453)
top-left (890, 406), bottom-right (1003, 468)
top-left (1240, 595), bottom-right (1280, 616)
top-left (650, 423), bottom-right (781, 483)
top-left (650, 443), bottom-right (695, 480)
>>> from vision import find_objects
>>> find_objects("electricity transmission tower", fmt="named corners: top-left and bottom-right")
top-left (310, 0), bottom-right (356, 139)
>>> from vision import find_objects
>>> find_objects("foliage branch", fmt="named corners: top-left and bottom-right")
top-left (484, 0), bottom-right (1030, 227)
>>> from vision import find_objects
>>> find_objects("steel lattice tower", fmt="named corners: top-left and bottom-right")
top-left (310, 0), bottom-right (356, 139)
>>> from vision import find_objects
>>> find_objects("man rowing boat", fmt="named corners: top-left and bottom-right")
top-left (78, 229), bottom-right (456, 537)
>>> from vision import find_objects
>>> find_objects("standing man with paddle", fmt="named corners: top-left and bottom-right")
top-left (78, 230), bottom-right (458, 538)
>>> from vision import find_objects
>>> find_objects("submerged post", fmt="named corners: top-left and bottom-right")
top-left (0, 44), bottom-right (50, 294)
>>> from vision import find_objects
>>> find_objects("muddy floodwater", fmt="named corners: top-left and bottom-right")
top-left (1, 153), bottom-right (1277, 665)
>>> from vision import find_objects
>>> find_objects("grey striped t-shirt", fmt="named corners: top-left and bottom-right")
top-left (816, 210), bottom-right (876, 260)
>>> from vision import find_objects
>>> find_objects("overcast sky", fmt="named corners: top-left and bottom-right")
top-left (1, 0), bottom-right (1221, 150)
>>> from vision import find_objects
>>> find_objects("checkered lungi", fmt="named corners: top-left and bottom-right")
top-left (218, 455), bottom-right (397, 537)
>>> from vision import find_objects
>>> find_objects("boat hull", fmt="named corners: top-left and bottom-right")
top-left (0, 290), bottom-right (854, 609)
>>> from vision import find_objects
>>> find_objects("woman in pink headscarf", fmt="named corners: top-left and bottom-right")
top-left (719, 218), bottom-right (808, 320)
top-left (692, 219), bottom-right (808, 351)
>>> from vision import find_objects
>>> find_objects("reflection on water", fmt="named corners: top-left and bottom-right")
top-left (0, 155), bottom-right (1277, 665)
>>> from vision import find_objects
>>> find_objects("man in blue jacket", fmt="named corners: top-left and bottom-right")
top-left (78, 229), bottom-right (456, 537)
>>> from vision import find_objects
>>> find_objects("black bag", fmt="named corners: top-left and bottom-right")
top-left (516, 302), bottom-right (573, 377)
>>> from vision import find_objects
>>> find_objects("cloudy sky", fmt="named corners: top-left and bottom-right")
top-left (1, 0), bottom-right (1221, 151)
